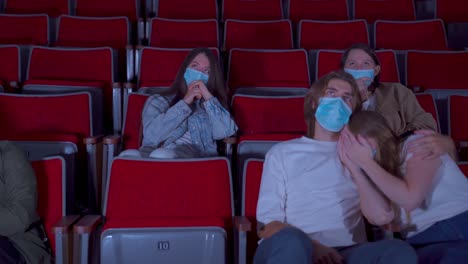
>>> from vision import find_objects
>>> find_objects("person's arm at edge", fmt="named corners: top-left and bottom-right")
top-left (256, 147), bottom-right (288, 239)
top-left (0, 142), bottom-right (38, 236)
top-left (360, 153), bottom-right (441, 212)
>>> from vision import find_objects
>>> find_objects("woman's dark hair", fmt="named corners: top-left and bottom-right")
top-left (340, 43), bottom-right (381, 91)
top-left (166, 47), bottom-right (228, 108)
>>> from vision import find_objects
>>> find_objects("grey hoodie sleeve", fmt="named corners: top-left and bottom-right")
top-left (0, 142), bottom-right (38, 236)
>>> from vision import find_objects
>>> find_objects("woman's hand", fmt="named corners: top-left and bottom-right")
top-left (183, 81), bottom-right (203, 105)
top-left (340, 127), bottom-right (374, 168)
top-left (338, 135), bottom-right (361, 176)
top-left (193, 80), bottom-right (213, 101)
top-left (407, 130), bottom-right (456, 160)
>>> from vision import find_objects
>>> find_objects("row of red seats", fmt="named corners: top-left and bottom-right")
top-left (0, 90), bottom-right (468, 191)
top-left (1, 0), bottom-right (467, 23)
top-left (240, 159), bottom-right (468, 263)
top-left (117, 92), bottom-right (468, 184)
top-left (28, 148), bottom-right (468, 263)
top-left (0, 14), bottom-right (456, 50)
top-left (1, 45), bottom-right (468, 135)
top-left (4, 89), bottom-right (463, 217)
top-left (1, 0), bottom-right (142, 21)
top-left (1, 45), bottom-right (467, 95)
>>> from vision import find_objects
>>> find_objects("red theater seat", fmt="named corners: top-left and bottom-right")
top-left (224, 20), bottom-right (293, 51)
top-left (74, 157), bottom-right (234, 263)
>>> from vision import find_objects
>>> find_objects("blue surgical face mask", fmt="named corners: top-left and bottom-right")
top-left (344, 68), bottom-right (375, 86)
top-left (314, 97), bottom-right (352, 132)
top-left (184, 67), bottom-right (209, 86)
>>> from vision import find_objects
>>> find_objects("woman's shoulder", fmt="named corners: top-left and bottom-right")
top-left (376, 82), bottom-right (414, 101)
top-left (378, 82), bottom-right (411, 92)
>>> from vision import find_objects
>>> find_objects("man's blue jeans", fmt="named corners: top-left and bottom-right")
top-left (407, 210), bottom-right (468, 264)
top-left (254, 227), bottom-right (417, 264)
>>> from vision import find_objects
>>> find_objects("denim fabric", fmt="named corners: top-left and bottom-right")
top-left (338, 239), bottom-right (417, 264)
top-left (141, 95), bottom-right (237, 157)
top-left (254, 227), bottom-right (313, 264)
top-left (254, 227), bottom-right (417, 264)
top-left (407, 210), bottom-right (468, 245)
top-left (407, 210), bottom-right (468, 264)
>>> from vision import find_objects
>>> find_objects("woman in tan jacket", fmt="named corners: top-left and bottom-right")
top-left (0, 141), bottom-right (51, 264)
top-left (341, 43), bottom-right (456, 160)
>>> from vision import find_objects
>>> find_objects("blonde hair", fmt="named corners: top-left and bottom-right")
top-left (348, 111), bottom-right (412, 231)
top-left (347, 111), bottom-right (403, 178)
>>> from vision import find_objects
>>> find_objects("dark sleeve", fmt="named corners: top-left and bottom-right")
top-left (0, 142), bottom-right (38, 236)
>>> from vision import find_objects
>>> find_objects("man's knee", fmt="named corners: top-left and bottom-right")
top-left (274, 227), bottom-right (312, 249)
top-left (254, 227), bottom-right (312, 264)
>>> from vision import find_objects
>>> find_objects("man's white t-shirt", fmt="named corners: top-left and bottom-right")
top-left (256, 136), bottom-right (367, 247)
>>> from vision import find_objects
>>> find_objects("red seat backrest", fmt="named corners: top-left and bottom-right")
top-left (354, 0), bottom-right (415, 23)
top-left (407, 51), bottom-right (468, 90)
top-left (436, 0), bottom-right (468, 23)
top-left (232, 95), bottom-right (307, 136)
top-left (75, 0), bottom-right (138, 21)
top-left (56, 15), bottom-right (129, 49)
top-left (122, 93), bottom-right (150, 150)
top-left (138, 47), bottom-right (219, 89)
top-left (289, 0), bottom-right (349, 24)
top-left (228, 49), bottom-right (310, 91)
top-left (458, 163), bottom-right (468, 178)
top-left (0, 14), bottom-right (48, 45)
top-left (32, 157), bottom-right (65, 254)
top-left (375, 19), bottom-right (448, 50)
top-left (28, 46), bottom-right (113, 84)
top-left (449, 95), bottom-right (468, 142)
top-left (105, 158), bottom-right (233, 221)
top-left (157, 0), bottom-right (217, 19)
top-left (0, 45), bottom-right (20, 87)
top-left (224, 20), bottom-right (293, 51)
top-left (222, 0), bottom-right (283, 21)
top-left (149, 18), bottom-right (219, 48)
top-left (415, 93), bottom-right (439, 132)
top-left (299, 20), bottom-right (369, 50)
top-left (5, 0), bottom-right (69, 17)
top-left (0, 93), bottom-right (92, 139)
top-left (243, 159), bottom-right (264, 264)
